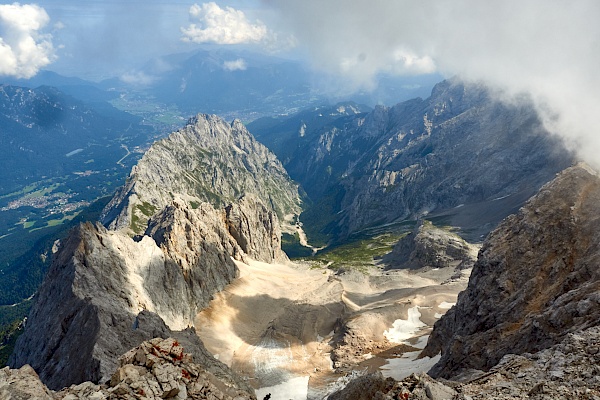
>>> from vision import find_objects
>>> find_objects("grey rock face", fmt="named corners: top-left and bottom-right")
top-left (8, 209), bottom-right (247, 390)
top-left (327, 372), bottom-right (396, 400)
top-left (224, 194), bottom-right (287, 263)
top-left (339, 81), bottom-right (573, 239)
top-left (384, 220), bottom-right (480, 270)
top-left (101, 114), bottom-right (300, 235)
top-left (452, 326), bottom-right (600, 399)
top-left (0, 364), bottom-right (54, 400)
top-left (328, 372), bottom-right (457, 400)
top-left (422, 163), bottom-right (600, 379)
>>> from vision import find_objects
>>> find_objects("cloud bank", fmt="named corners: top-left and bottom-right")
top-left (181, 2), bottom-right (268, 45)
top-left (269, 0), bottom-right (600, 168)
top-left (0, 3), bottom-right (56, 78)
top-left (223, 58), bottom-right (247, 71)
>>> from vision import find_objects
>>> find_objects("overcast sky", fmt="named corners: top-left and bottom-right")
top-left (1, 1), bottom-right (599, 166)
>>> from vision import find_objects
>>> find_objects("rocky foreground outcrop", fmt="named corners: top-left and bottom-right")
top-left (422, 163), bottom-right (600, 378)
top-left (2, 338), bottom-right (255, 399)
top-left (329, 326), bottom-right (600, 399)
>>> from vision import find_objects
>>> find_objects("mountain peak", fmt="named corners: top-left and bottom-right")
top-left (101, 113), bottom-right (300, 235)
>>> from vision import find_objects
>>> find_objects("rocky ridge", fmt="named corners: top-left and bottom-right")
top-left (8, 213), bottom-right (248, 390)
top-left (2, 337), bottom-right (255, 399)
top-left (422, 163), bottom-right (600, 378)
top-left (101, 114), bottom-right (300, 235)
top-left (251, 79), bottom-right (573, 242)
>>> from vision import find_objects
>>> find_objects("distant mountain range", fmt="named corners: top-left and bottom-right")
top-left (249, 78), bottom-right (574, 243)
top-left (5, 48), bottom-right (442, 120)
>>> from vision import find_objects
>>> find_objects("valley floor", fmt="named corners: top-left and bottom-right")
top-left (194, 258), bottom-right (470, 400)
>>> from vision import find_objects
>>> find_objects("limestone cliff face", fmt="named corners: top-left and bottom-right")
top-left (8, 213), bottom-right (249, 390)
top-left (253, 79), bottom-right (573, 241)
top-left (101, 114), bottom-right (300, 235)
top-left (422, 164), bottom-right (600, 378)
top-left (339, 81), bottom-right (573, 239)
top-left (10, 114), bottom-right (297, 390)
top-left (224, 194), bottom-right (287, 263)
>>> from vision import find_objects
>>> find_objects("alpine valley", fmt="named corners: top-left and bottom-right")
top-left (1, 67), bottom-right (599, 400)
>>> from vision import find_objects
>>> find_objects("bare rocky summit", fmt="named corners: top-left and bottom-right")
top-left (101, 114), bottom-right (300, 235)
top-left (383, 220), bottom-right (480, 271)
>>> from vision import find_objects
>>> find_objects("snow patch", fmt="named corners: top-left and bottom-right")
top-left (105, 232), bottom-right (192, 331)
top-left (438, 301), bottom-right (455, 309)
top-left (66, 148), bottom-right (83, 157)
top-left (413, 334), bottom-right (430, 350)
top-left (255, 376), bottom-right (309, 400)
top-left (251, 337), bottom-right (294, 375)
top-left (380, 351), bottom-right (441, 381)
top-left (383, 306), bottom-right (427, 343)
top-left (492, 194), bottom-right (511, 201)
top-left (299, 123), bottom-right (306, 137)
top-left (230, 143), bottom-right (246, 154)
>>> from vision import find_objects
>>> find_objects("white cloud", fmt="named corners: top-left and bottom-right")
top-left (181, 2), bottom-right (268, 45)
top-left (0, 3), bottom-right (56, 78)
top-left (120, 70), bottom-right (157, 86)
top-left (269, 0), bottom-right (600, 169)
top-left (223, 58), bottom-right (247, 71)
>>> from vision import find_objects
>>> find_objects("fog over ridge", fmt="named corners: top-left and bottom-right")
top-left (268, 0), bottom-right (600, 168)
